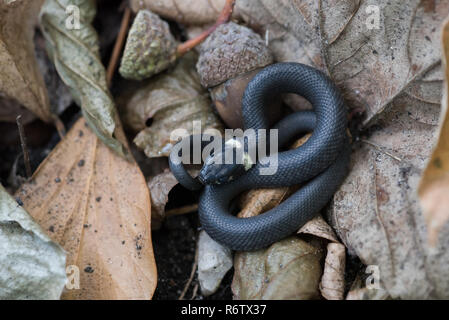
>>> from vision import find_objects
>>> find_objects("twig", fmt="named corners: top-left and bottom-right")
top-left (106, 6), bottom-right (132, 87)
top-left (16, 115), bottom-right (32, 178)
top-left (166, 203), bottom-right (199, 217)
top-left (191, 283), bottom-right (199, 300)
top-left (179, 243), bottom-right (199, 300)
top-left (176, 0), bottom-right (236, 56)
top-left (53, 116), bottom-right (66, 138)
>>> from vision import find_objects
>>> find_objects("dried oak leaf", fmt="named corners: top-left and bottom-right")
top-left (124, 53), bottom-right (223, 158)
top-left (419, 16), bottom-right (449, 246)
top-left (0, 0), bottom-right (53, 122)
top-left (232, 236), bottom-right (323, 300)
top-left (40, 0), bottom-right (127, 158)
top-left (0, 184), bottom-right (66, 300)
top-left (15, 117), bottom-right (157, 300)
top-left (328, 91), bottom-right (445, 299)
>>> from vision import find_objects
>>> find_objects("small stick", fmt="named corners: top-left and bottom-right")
top-left (166, 203), bottom-right (199, 217)
top-left (106, 6), bottom-right (132, 87)
top-left (16, 115), bottom-right (32, 178)
top-left (53, 116), bottom-right (66, 138)
top-left (190, 283), bottom-right (199, 300)
top-left (179, 243), bottom-right (199, 300)
top-left (176, 0), bottom-right (236, 56)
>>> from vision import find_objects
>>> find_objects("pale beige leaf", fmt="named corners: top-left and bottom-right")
top-left (0, 0), bottom-right (52, 122)
top-left (15, 117), bottom-right (157, 300)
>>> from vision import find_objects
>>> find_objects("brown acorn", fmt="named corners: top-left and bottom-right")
top-left (196, 22), bottom-right (281, 128)
top-left (119, 10), bottom-right (178, 80)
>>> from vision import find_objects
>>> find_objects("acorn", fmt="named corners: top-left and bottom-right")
top-left (196, 22), bottom-right (281, 128)
top-left (119, 10), bottom-right (178, 80)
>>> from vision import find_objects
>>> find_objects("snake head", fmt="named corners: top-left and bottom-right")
top-left (198, 138), bottom-right (254, 185)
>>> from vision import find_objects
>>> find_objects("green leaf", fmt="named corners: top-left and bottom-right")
top-left (39, 0), bottom-right (128, 158)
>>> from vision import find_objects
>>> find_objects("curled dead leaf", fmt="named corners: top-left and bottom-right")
top-left (15, 117), bottom-right (157, 299)
top-left (124, 53), bottom-right (223, 158)
top-left (147, 170), bottom-right (179, 228)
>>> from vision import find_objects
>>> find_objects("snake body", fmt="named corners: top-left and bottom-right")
top-left (170, 63), bottom-right (350, 251)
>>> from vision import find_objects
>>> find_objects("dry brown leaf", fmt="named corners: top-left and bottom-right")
top-left (0, 0), bottom-right (53, 122)
top-left (419, 16), bottom-right (449, 246)
top-left (15, 117), bottom-right (157, 300)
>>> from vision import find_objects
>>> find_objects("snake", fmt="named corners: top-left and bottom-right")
top-left (169, 62), bottom-right (351, 251)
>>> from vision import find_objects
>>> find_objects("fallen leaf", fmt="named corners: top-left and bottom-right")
top-left (123, 52), bottom-right (223, 158)
top-left (15, 117), bottom-right (157, 299)
top-left (419, 16), bottom-right (449, 246)
top-left (232, 236), bottom-right (323, 300)
top-left (298, 215), bottom-right (339, 243)
top-left (40, 0), bottom-right (127, 157)
top-left (0, 0), bottom-right (53, 122)
top-left (0, 184), bottom-right (66, 300)
top-left (327, 92), bottom-right (447, 299)
top-left (197, 230), bottom-right (233, 296)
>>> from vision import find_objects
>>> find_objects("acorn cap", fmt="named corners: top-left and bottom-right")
top-left (196, 22), bottom-right (273, 88)
top-left (119, 10), bottom-right (178, 80)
